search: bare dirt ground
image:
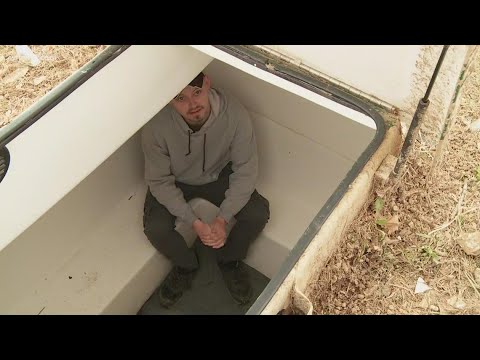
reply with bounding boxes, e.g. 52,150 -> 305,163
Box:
0,45 -> 106,128
310,48 -> 480,315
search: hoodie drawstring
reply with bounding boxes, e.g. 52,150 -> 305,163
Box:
185,130 -> 192,156
203,133 -> 206,172
185,131 -> 206,173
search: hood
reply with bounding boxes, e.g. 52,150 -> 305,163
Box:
171,88 -> 226,136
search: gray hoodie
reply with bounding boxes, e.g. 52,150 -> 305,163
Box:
141,88 -> 258,226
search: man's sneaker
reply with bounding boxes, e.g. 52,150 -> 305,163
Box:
157,266 -> 196,308
219,261 -> 253,305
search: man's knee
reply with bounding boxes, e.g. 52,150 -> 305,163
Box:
253,199 -> 270,227
143,207 -> 175,241
238,192 -> 270,227
144,218 -> 173,241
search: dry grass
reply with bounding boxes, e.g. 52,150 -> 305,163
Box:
0,45 -> 107,128
310,47 -> 480,315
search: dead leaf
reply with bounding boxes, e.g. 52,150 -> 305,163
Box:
470,119 -> 480,132
374,197 -> 384,214
418,294 -> 430,308
474,268 -> 480,285
33,76 -> 46,86
384,238 -> 400,245
375,188 -> 386,198
2,67 -> 29,84
386,215 -> 400,235
447,295 -> 466,310
16,45 -> 40,67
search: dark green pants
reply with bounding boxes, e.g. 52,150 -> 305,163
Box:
143,163 -> 270,270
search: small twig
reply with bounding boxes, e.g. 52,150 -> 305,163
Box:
462,206 -> 480,215
450,179 -> 468,219
457,213 -> 464,232
389,283 -> 415,296
385,289 -> 397,300
404,179 -> 416,188
416,232 -> 432,239
425,191 -> 433,207
37,306 -> 46,315
428,221 -> 454,236
409,165 -> 419,176
460,207 -> 479,216
418,129 -> 425,145
428,207 -> 479,237
404,189 -> 422,198
428,179 -> 469,236
465,272 -> 480,299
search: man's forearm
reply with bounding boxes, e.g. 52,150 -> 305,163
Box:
218,158 -> 258,222
149,179 -> 198,226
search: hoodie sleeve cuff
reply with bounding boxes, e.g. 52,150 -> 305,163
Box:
217,209 -> 234,224
183,208 -> 199,227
